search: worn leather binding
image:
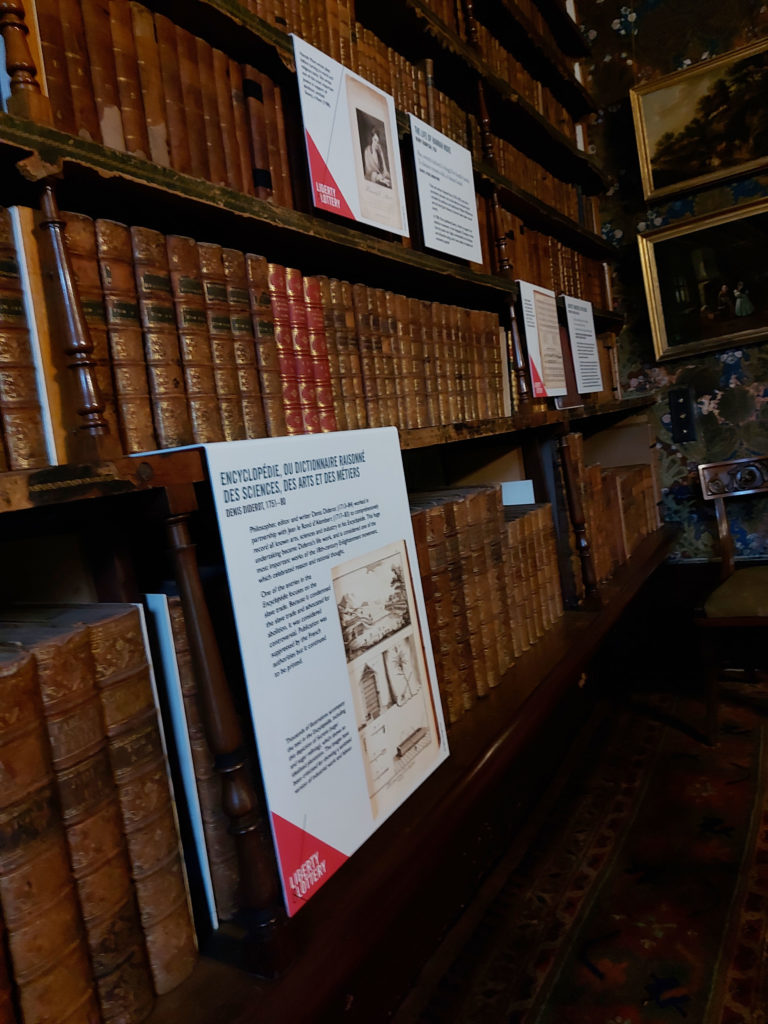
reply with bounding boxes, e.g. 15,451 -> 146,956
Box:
0,647 -> 101,1024
173,23 -> 209,180
32,0 -> 77,133
0,620 -> 155,1024
266,262 -> 302,435
329,279 -> 367,430
195,36 -> 228,188
284,267 -> 321,435
95,218 -> 158,454
80,0 -> 126,150
227,60 -> 257,198
241,65 -> 275,201
244,253 -> 287,437
153,12 -> 191,175
129,2 -> 170,167
211,49 -> 245,193
218,247 -> 268,439
305,276 -> 347,432
3,605 -> 199,997
198,242 -> 266,440
58,0 -> 102,142
167,236 -> 243,442
0,207 -> 49,471
108,0 -> 150,159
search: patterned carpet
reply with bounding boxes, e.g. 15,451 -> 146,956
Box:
403,681 -> 768,1024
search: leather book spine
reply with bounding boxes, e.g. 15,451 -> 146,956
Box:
129,226 -> 195,448
58,0 -> 102,142
0,621 -> 155,1024
393,293 -> 414,430
351,282 -> 381,429
227,60 -> 257,197
373,288 -> 397,426
267,262 -> 302,435
244,253 -> 287,436
311,275 -> 348,431
108,0 -> 151,159
220,247 -> 268,438
84,608 -> 197,996
154,13 -> 192,175
273,80 -> 294,209
33,0 -> 77,133
302,276 -> 338,433
198,241 -> 261,439
242,65 -> 275,201
95,218 -> 157,454
285,266 -> 320,434
167,237 -> 242,441
165,234 -> 226,443
195,36 -> 228,187
129,2 -> 171,167
420,299 -> 439,427
406,297 -> 428,429
173,24 -> 209,179
0,649 -> 101,1024
166,597 -> 240,921
0,207 -> 49,470
329,279 -> 365,429
80,0 -> 126,150
211,49 -> 245,193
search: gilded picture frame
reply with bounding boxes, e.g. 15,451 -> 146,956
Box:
630,39 -> 768,201
638,197 -> 768,361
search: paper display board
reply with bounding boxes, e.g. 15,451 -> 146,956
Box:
561,295 -> 603,394
409,114 -> 482,262
293,35 -> 409,237
516,280 -> 566,398
203,428 -> 447,915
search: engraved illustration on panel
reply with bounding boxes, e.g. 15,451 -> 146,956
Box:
331,540 -> 440,819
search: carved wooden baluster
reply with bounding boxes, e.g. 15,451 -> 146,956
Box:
507,303 -> 530,406
559,433 -> 597,596
0,0 -> 52,123
165,482 -> 287,977
38,184 -> 115,460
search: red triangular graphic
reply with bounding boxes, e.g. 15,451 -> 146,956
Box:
271,812 -> 349,916
305,131 -> 355,220
529,357 -> 547,398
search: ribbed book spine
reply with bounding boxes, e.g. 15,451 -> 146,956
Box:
129,226 -> 195,448
0,648 -> 101,1024
266,262 -> 302,435
80,0 -> 126,150
109,0 -> 151,159
95,219 -> 157,454
245,254 -> 287,436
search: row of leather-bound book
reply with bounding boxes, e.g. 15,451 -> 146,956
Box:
410,485 -> 565,725
0,204 -> 506,471
0,603 -> 198,1024
31,0 -> 294,206
24,0 -> 592,233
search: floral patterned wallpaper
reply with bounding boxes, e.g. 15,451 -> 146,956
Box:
578,0 -> 768,560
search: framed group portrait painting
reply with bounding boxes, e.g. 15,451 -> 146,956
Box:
630,39 -> 768,201
638,198 -> 768,360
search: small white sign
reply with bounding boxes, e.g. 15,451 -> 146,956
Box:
293,35 -> 409,237
409,114 -> 482,263
517,280 -> 567,397
203,429 -> 447,916
562,295 -> 603,394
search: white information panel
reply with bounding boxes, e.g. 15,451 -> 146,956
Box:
562,295 -> 603,394
203,428 -> 447,915
409,114 -> 482,262
517,280 -> 567,398
293,35 -> 409,237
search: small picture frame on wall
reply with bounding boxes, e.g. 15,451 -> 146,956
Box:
630,39 -> 768,201
638,197 -> 768,360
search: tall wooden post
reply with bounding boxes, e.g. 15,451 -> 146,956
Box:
164,482 -> 288,977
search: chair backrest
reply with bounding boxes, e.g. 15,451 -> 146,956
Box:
698,455 -> 768,580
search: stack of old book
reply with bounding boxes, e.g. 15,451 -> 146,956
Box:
0,603 -> 198,1024
410,486 -> 564,726
4,203 -> 507,466
564,432 -> 661,583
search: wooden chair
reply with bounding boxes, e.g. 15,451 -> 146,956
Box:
696,455 -> 768,743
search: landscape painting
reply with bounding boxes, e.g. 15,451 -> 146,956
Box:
638,198 -> 768,360
630,40 -> 768,199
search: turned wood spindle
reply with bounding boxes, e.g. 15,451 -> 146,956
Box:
507,303 -> 531,406
0,0 -> 52,123
165,486 -> 288,977
38,184 -> 112,454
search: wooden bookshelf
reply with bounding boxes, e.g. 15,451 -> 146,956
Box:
142,522 -> 679,1024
